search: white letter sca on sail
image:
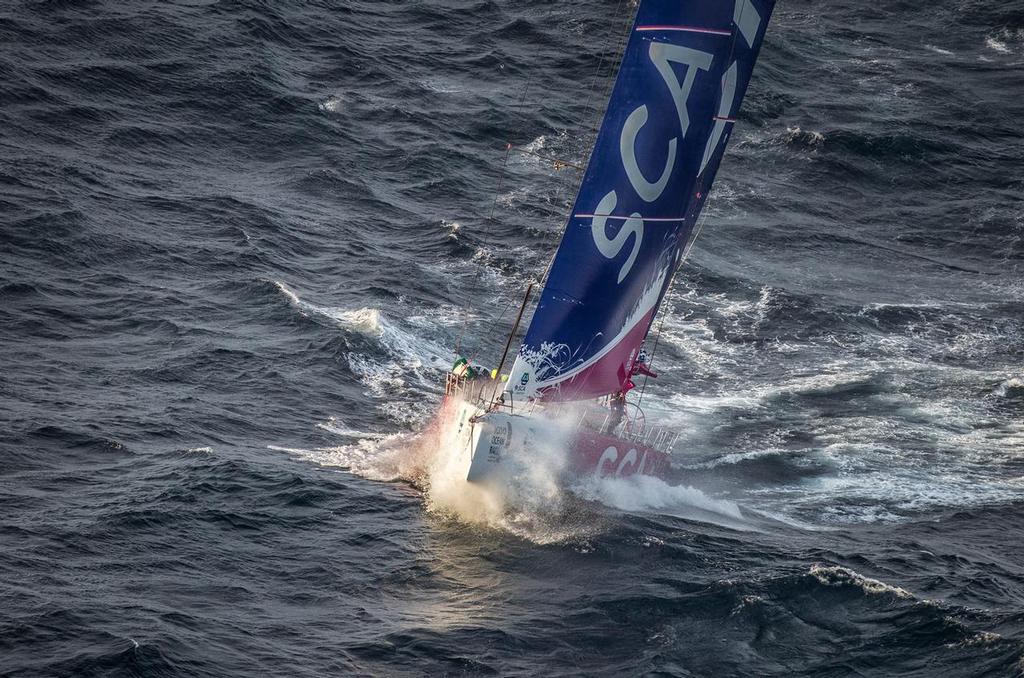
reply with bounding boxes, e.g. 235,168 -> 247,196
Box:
591,39 -> 714,283
590,191 -> 644,284
590,0 -> 763,284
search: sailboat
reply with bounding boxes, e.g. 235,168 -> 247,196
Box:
441,0 -> 775,486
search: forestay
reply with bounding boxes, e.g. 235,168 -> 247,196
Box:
508,0 -> 775,402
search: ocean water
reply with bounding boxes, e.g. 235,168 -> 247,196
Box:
2,1 -> 1023,676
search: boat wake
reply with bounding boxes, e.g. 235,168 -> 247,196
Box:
573,474 -> 742,521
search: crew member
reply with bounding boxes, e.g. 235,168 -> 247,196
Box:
451,357 -> 474,379
607,391 -> 626,433
632,348 -> 658,379
452,357 -> 493,380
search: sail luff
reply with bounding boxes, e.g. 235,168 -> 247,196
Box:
509,0 -> 776,402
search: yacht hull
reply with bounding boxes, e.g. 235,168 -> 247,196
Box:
442,396 -> 672,486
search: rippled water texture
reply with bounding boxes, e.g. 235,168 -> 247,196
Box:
2,1 -> 1023,676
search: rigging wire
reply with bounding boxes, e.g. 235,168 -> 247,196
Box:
538,2 -> 639,290
455,3 -> 636,360
635,312 -> 666,412
486,143 -> 513,223
634,197 -> 715,408
635,5 -> 748,404
453,47 -> 539,359
577,0 -> 628,137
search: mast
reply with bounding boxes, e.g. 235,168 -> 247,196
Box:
490,282 -> 534,407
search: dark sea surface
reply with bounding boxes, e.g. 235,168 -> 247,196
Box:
2,0 -> 1024,676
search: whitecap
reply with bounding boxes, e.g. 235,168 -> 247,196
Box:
441,219 -> 461,240
986,36 -> 1011,54
809,564 -> 913,598
274,281 -> 452,411
995,377 -> 1024,397
317,95 -> 343,113
316,417 -> 372,438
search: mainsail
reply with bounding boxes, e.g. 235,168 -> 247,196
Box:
508,0 -> 775,402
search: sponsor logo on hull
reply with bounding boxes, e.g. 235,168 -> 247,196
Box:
488,421 -> 512,463
596,445 -> 656,477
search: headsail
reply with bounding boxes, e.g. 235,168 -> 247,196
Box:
508,0 -> 775,402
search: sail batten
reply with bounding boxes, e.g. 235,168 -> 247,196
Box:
508,0 -> 775,403
636,25 -> 734,36
573,214 -> 689,222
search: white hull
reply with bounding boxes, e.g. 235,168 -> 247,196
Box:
446,398 -> 565,486
442,394 -> 672,485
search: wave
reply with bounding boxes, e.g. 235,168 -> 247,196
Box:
572,474 -> 749,527
275,281 -> 452,424
995,377 -> 1024,398
808,564 -> 914,599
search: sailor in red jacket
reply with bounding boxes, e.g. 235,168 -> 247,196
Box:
632,348 -> 658,379
622,348 -> 657,395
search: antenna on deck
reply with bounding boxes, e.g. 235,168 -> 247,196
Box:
488,281 -> 534,408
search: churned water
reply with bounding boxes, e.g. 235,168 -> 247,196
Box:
2,1 -> 1023,676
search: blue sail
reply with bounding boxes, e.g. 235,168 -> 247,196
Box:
508,0 -> 775,402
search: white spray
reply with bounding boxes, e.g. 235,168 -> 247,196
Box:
413,397 -> 574,528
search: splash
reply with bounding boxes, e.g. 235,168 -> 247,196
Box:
413,399 -> 574,533
784,126 -> 826,149
275,281 -> 383,336
316,417 -> 370,438
332,308 -> 383,336
294,394 -> 760,541
441,220 -> 461,240
292,400 -> 583,540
